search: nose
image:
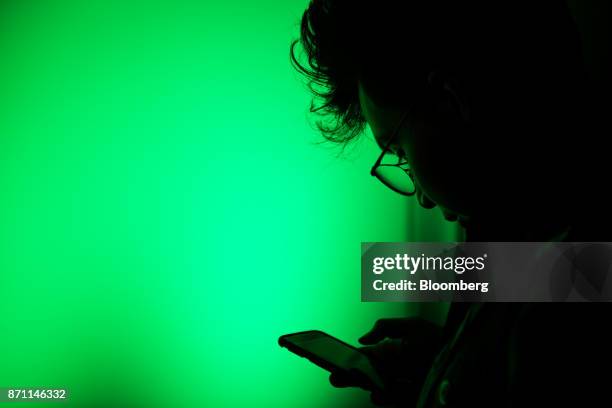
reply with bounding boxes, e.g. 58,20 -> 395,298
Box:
416,188 -> 437,209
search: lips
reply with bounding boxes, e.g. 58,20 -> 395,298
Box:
441,209 -> 458,222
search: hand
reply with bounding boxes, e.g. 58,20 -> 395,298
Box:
329,318 -> 443,406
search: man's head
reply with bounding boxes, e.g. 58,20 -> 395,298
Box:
292,0 -> 588,234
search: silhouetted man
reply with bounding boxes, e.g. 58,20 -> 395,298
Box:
291,0 -> 612,406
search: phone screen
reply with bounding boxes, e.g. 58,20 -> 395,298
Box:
284,331 -> 364,369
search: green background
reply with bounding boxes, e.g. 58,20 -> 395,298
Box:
0,1 -> 458,406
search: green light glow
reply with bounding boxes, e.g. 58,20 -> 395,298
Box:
0,1 -> 458,406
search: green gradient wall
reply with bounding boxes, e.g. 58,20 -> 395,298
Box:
0,1 -> 458,407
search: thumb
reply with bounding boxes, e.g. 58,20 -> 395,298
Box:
359,322 -> 387,345
346,368 -> 375,391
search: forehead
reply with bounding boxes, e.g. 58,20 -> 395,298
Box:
357,82 -> 405,148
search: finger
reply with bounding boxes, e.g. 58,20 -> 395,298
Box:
370,391 -> 393,406
329,372 -> 353,388
346,368 -> 375,390
359,320 -> 388,345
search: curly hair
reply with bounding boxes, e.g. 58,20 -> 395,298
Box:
290,0 -> 586,145
289,0 -> 476,144
290,0 -> 365,144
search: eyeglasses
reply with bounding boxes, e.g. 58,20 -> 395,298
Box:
370,110 -> 416,196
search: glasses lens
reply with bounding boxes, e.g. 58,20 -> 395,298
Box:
374,165 -> 415,195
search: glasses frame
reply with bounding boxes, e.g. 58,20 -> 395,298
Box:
370,110 -> 416,196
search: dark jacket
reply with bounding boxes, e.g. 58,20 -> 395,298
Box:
416,223 -> 612,407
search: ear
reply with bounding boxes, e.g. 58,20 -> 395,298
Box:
427,71 -> 471,123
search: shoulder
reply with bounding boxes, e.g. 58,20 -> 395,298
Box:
510,303 -> 612,353
507,303 -> 612,406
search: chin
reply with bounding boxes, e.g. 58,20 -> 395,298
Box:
457,216 -> 472,229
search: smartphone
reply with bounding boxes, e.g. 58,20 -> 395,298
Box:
278,330 -> 385,391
